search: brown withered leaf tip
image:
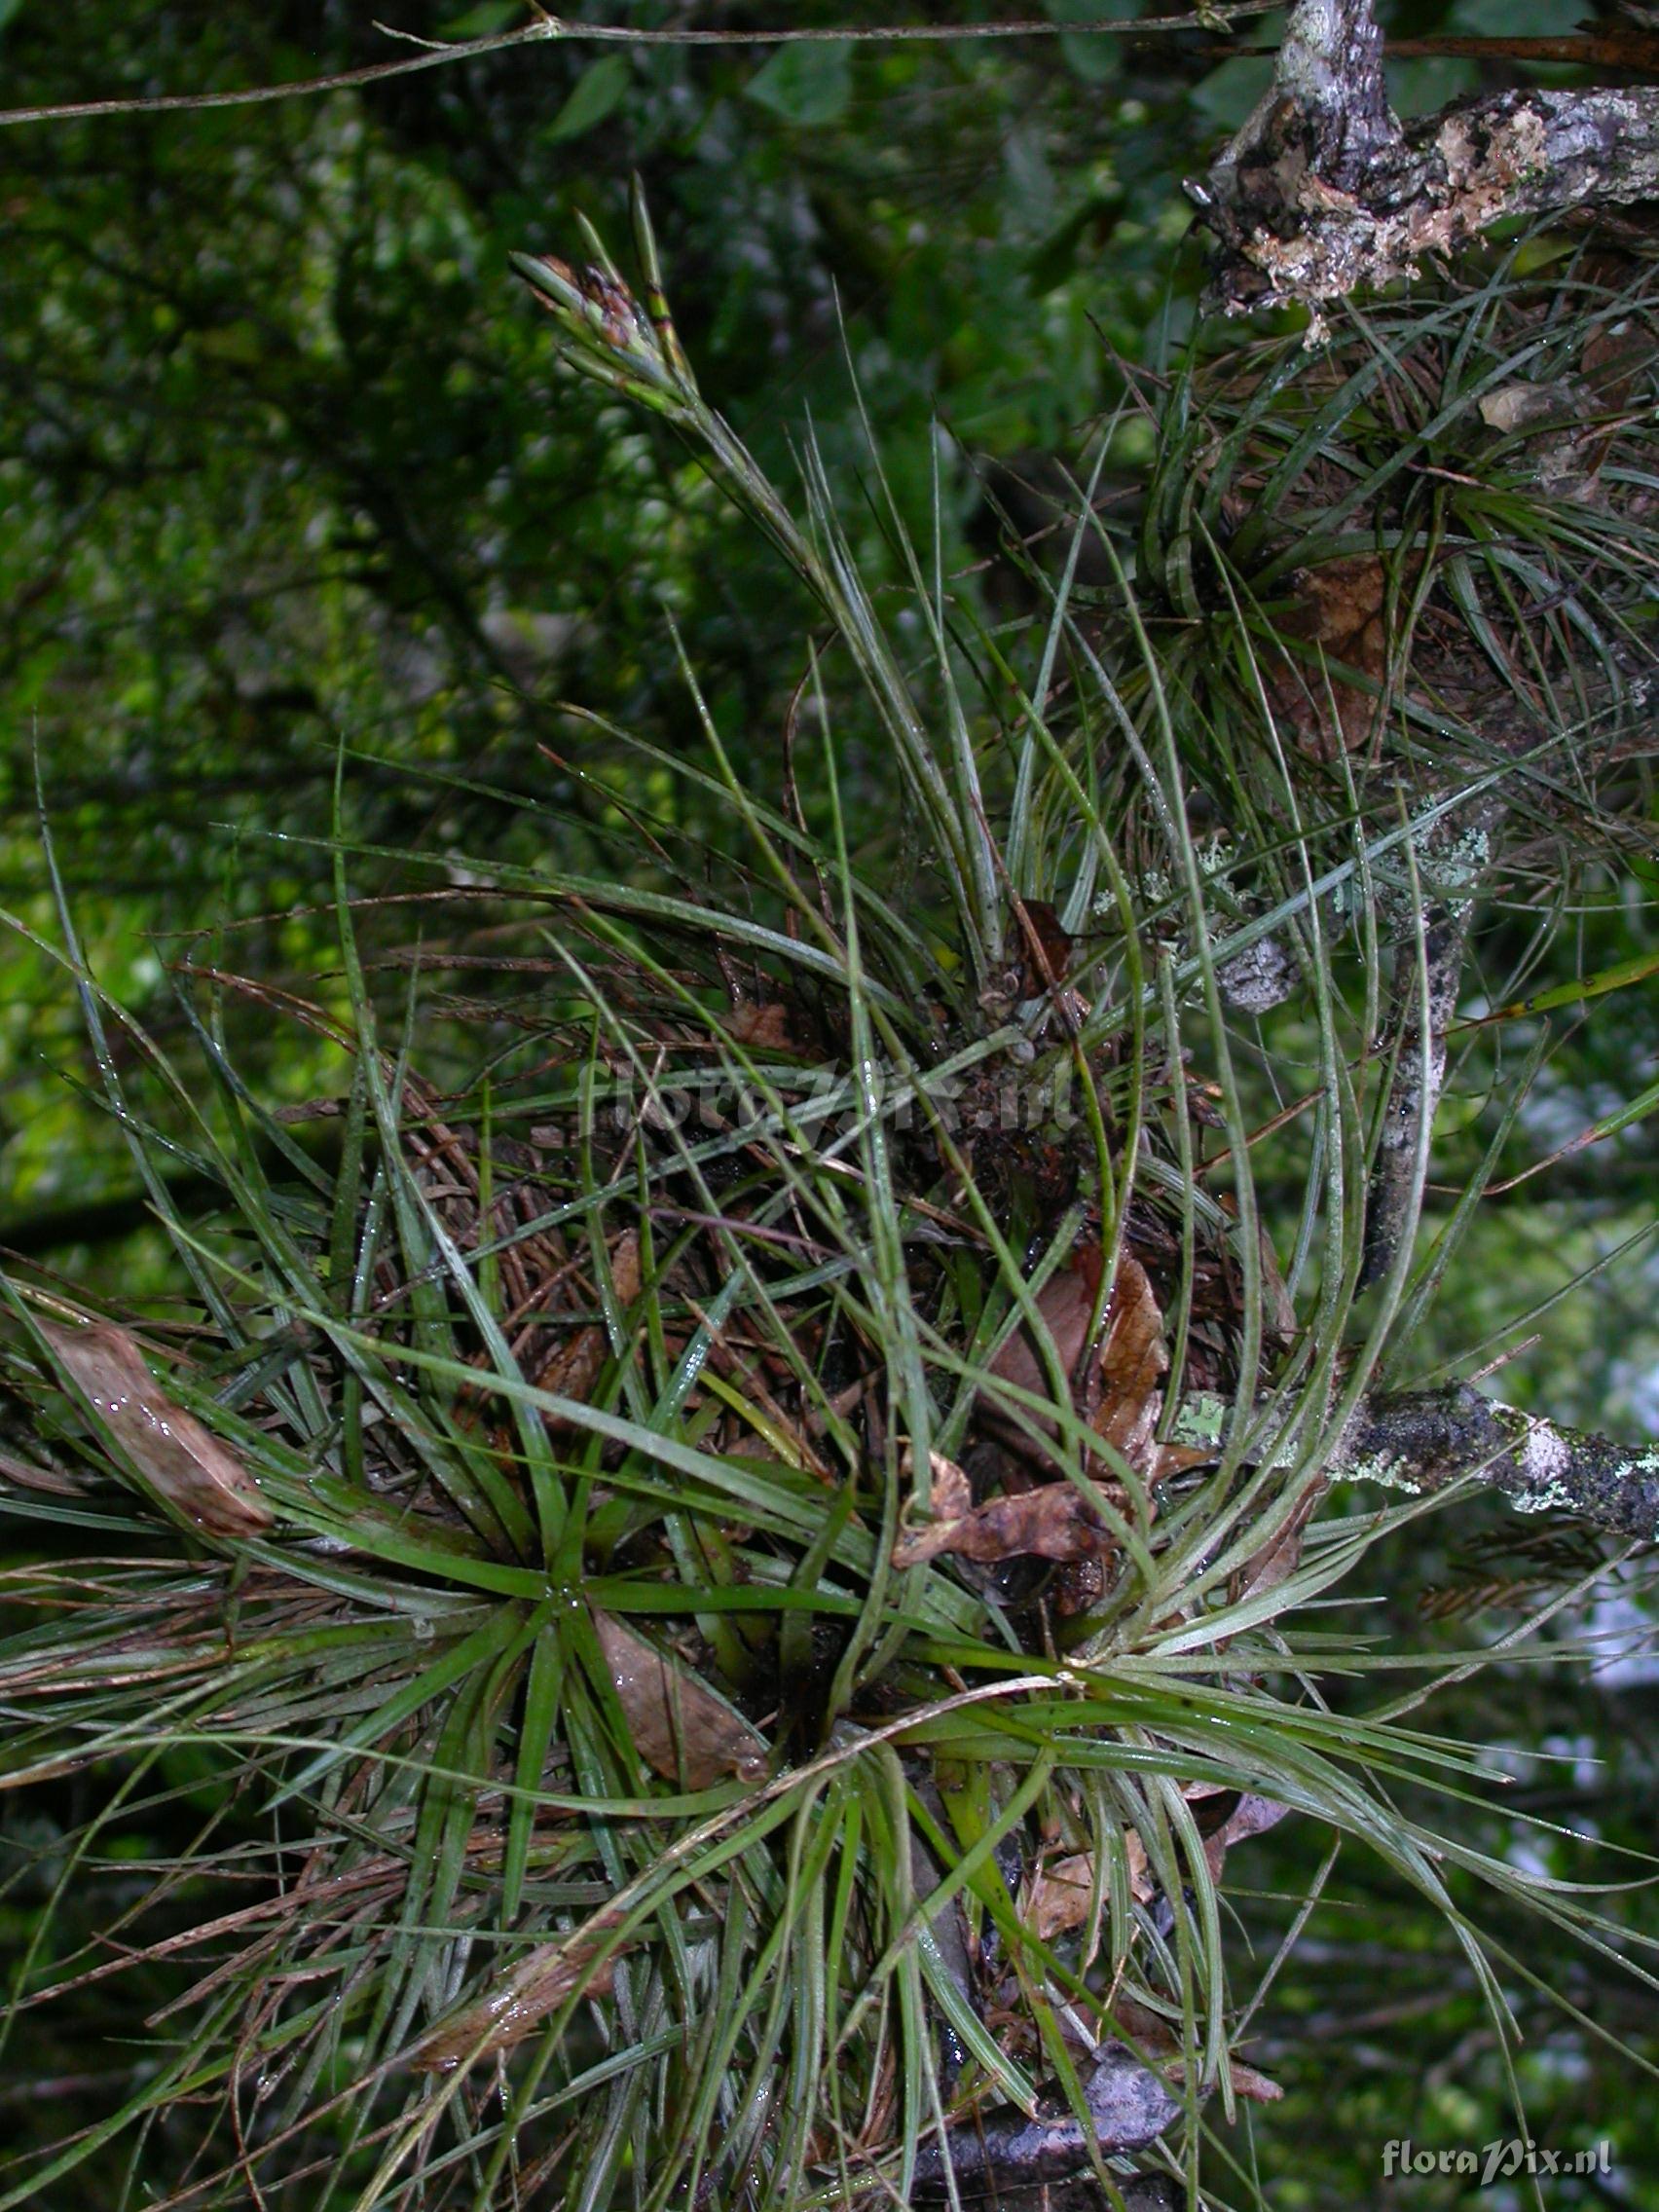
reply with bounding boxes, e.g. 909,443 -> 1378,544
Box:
38,1318 -> 272,1539
591,1607 -> 768,1790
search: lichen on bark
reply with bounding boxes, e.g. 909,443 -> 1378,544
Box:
1192,0 -> 1659,318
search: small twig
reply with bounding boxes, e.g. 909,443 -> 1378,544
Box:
0,10 -> 1276,131
369,18 -> 454,50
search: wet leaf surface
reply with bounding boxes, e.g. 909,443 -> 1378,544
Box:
39,1319 -> 272,1538
412,1908 -> 628,2071
590,1606 -> 768,1788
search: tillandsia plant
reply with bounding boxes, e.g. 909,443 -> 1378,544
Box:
1,189 -> 1657,2212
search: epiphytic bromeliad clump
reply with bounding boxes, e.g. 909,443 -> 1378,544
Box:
2,186 -> 1656,2212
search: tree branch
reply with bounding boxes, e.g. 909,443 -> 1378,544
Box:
1191,0 -> 1659,318
1336,1386 -> 1659,1542
910,2041 -> 1181,2195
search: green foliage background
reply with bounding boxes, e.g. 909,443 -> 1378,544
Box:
0,1 -> 1153,1238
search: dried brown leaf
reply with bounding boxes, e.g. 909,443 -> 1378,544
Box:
1227,1483 -> 1324,1611
986,1260 -> 1098,1418
0,1448 -> 87,1497
1151,1440 -> 1217,1482
724,1000 -> 797,1051
590,1608 -> 767,1789
1019,1850 -> 1098,1941
1582,318 -> 1652,410
1217,1791 -> 1291,1848
601,1226 -> 644,1306
534,1324 -> 608,1406
1479,380 -> 1585,434
1093,1253 -> 1167,1473
411,1909 -> 627,2071
985,1250 -> 1171,1478
907,1447 -> 972,1518
892,1479 -> 1122,1568
1224,2059 -> 1285,2104
1257,1222 -> 1299,1349
533,1228 -> 642,1416
1012,897 -> 1075,999
38,1319 -> 272,1538
1123,1823 -> 1156,1903
922,1256 -> 1191,1574
1272,554 -> 1389,756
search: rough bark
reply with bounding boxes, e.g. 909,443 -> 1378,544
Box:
1337,1385 -> 1659,1542
910,2041 -> 1181,2195
1191,0 -> 1659,319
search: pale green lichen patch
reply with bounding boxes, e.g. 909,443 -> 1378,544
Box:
1428,821 -> 1491,917
1343,1450 -> 1422,1495
1376,816 -> 1492,933
1171,1393 -> 1231,1450
1508,1480 -> 1576,1513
